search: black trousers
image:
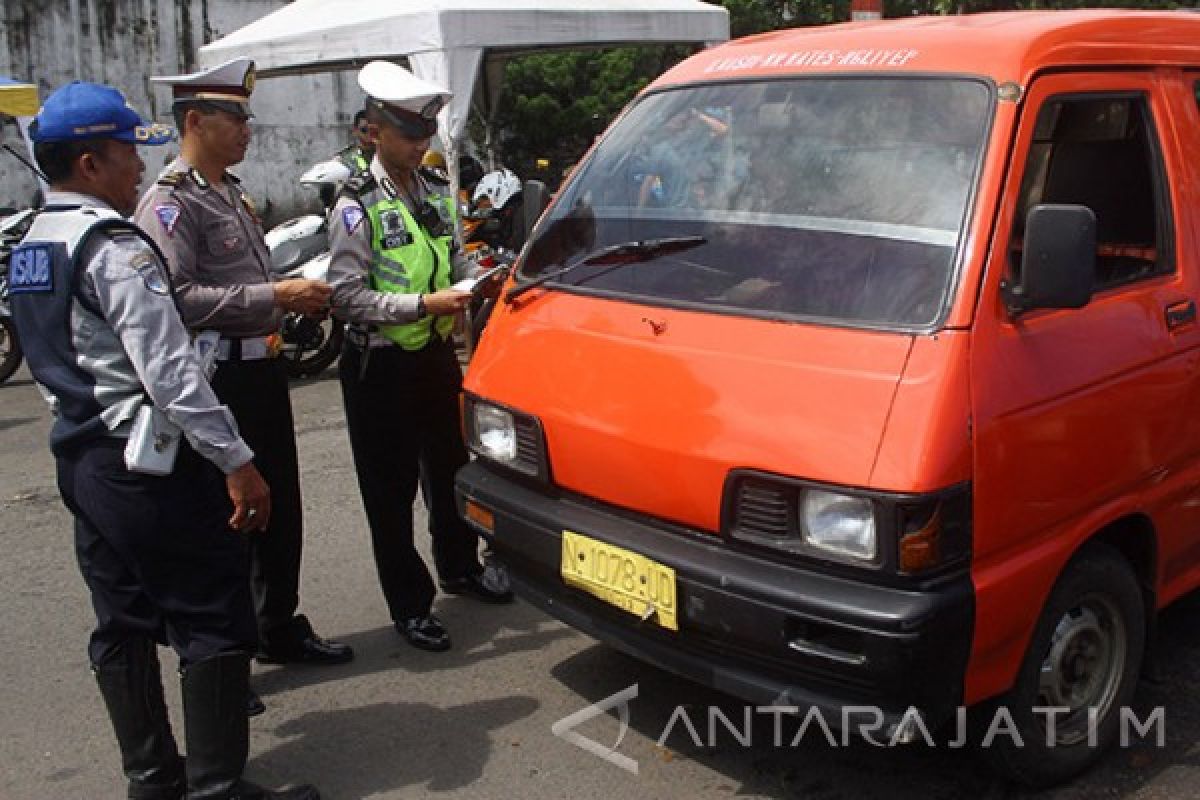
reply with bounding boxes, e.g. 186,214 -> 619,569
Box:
56,439 -> 256,667
210,358 -> 306,652
338,339 -> 482,621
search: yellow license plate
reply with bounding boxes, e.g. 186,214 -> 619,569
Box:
561,530 -> 678,631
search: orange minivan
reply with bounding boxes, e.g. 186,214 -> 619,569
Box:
455,10 -> 1200,785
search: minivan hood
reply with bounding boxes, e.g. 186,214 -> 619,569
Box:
466,294 -> 914,534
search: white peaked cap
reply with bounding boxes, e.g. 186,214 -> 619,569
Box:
152,57 -> 256,106
357,61 -> 451,117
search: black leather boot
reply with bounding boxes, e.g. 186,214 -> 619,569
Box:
180,652 -> 319,800
92,638 -> 186,800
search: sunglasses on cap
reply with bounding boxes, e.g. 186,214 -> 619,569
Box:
369,99 -> 438,139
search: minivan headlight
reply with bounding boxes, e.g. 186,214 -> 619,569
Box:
800,490 -> 876,560
474,404 -> 517,464
463,395 -> 547,479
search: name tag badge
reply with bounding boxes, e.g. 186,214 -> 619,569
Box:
8,244 -> 55,293
382,232 -> 413,250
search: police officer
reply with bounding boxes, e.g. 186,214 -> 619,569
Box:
335,109 -> 374,174
133,58 -> 352,667
328,61 -> 512,652
10,81 -> 318,799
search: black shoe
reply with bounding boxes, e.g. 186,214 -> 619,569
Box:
396,614 -> 451,652
247,689 -> 266,718
439,564 -> 514,604
257,616 -> 354,666
257,635 -> 354,666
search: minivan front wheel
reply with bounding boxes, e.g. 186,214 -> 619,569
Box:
975,543 -> 1145,788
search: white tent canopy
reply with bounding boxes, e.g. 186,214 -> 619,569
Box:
199,0 -> 730,158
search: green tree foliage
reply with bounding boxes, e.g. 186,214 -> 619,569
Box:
489,44 -> 688,185
488,0 -> 1195,187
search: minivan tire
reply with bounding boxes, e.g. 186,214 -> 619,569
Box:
973,542 -> 1144,788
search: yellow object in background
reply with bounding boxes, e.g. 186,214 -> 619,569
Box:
0,81 -> 38,117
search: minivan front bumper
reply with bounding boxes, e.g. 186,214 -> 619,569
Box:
456,461 -> 974,736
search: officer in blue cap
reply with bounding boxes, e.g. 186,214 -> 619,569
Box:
9,81 -> 319,800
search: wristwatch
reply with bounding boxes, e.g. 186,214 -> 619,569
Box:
416,294 -> 428,319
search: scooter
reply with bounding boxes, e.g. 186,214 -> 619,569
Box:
265,159 -> 349,378
0,208 -> 36,385
463,168 -> 525,348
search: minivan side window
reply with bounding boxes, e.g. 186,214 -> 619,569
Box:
1010,94 -> 1172,290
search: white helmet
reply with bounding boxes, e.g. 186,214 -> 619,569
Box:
299,158 -> 352,188
472,168 -> 521,209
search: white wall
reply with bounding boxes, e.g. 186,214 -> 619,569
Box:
1,0 -> 365,224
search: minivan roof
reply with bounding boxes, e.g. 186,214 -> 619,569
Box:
654,11 -> 1200,87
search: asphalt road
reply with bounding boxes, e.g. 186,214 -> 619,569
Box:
1,362 -> 1197,800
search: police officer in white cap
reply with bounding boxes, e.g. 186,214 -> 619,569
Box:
134,58 -> 352,676
10,80 -> 319,799
328,61 -> 512,653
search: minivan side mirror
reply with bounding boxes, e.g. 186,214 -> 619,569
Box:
523,180 -> 550,244
1003,204 -> 1096,316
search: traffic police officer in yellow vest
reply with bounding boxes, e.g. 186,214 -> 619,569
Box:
335,109 -> 374,174
134,58 -> 353,676
328,61 -> 512,652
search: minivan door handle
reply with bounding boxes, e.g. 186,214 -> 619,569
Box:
1165,300 -> 1197,330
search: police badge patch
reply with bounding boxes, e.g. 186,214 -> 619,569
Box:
7,244 -> 54,293
380,209 -> 412,249
342,205 -> 365,234
155,204 -> 181,236
131,251 -> 169,295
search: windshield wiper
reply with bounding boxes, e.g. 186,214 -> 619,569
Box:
505,235 -> 706,303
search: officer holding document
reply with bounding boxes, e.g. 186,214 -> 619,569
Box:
8,80 -> 318,799
327,61 -> 512,653
134,58 -> 352,673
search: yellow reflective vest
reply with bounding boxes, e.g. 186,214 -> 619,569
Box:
350,176 -> 457,350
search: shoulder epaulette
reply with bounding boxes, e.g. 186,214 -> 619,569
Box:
156,170 -> 188,188
419,166 -> 450,186
341,171 -> 377,197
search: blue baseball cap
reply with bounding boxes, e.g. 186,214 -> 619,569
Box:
31,81 -> 174,145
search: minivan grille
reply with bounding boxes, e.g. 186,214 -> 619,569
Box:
733,481 -> 792,539
514,417 -> 542,473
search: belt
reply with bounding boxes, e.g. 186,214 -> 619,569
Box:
345,325 -> 450,352
345,325 -> 395,351
216,336 -> 278,361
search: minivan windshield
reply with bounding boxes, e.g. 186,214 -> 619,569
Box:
519,77 -> 992,328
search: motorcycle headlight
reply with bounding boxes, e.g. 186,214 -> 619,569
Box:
801,490 -> 877,561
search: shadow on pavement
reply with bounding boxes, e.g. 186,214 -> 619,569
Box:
0,415 -> 37,432
249,694 -> 539,797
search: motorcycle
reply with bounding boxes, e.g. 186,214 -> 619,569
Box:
462,168 -> 525,348
0,208 -> 36,385
265,158 -> 349,378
